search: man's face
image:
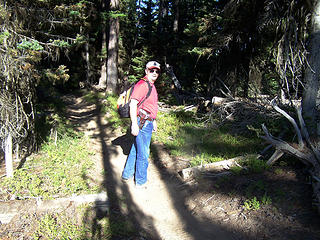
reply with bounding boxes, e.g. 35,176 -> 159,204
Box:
146,68 -> 160,82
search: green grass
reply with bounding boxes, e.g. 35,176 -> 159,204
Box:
243,180 -> 272,211
31,205 -> 137,239
1,132 -> 98,200
244,156 -> 270,173
243,193 -> 272,211
78,91 -> 131,132
153,110 -> 262,166
83,90 -> 105,105
244,196 -> 261,210
32,212 -> 85,239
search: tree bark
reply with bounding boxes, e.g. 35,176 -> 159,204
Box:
302,0 -> 320,138
173,0 -> 179,33
98,0 -> 108,89
106,0 -> 119,94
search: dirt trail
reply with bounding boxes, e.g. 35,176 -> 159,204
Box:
65,93 -> 235,240
108,142 -> 234,240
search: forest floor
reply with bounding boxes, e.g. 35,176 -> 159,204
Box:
1,92 -> 320,239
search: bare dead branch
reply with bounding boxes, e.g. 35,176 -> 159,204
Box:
262,124 -> 315,166
271,99 -> 304,149
267,149 -> 284,166
215,76 -> 233,98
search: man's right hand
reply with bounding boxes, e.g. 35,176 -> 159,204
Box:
131,123 -> 139,136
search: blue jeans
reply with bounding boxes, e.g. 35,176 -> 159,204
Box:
122,117 -> 154,186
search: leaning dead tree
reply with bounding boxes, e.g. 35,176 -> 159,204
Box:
0,30 -> 35,177
262,99 -> 320,214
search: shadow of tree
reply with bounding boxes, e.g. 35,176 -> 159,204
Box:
80,92 -> 160,239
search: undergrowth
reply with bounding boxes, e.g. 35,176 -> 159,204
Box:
0,132 -> 98,200
100,94 -> 264,168
153,110 -> 263,167
32,212 -> 85,239
31,204 -> 136,239
101,95 -> 263,166
1,90 -> 103,200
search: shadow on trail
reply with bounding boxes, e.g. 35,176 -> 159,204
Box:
80,92 -> 161,239
150,143 -> 236,240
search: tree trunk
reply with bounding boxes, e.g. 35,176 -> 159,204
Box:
145,0 -> 153,41
302,0 -> 320,138
173,0 -> 179,33
85,33 -> 91,86
98,0 -> 108,89
5,132 -> 13,178
106,0 -> 119,94
158,0 -> 168,34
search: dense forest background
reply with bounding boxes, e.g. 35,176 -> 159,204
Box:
0,0 -> 319,166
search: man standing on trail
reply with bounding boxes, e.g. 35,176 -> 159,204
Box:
121,61 -> 160,188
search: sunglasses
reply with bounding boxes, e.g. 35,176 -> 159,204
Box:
149,69 -> 160,74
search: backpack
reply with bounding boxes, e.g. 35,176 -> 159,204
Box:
117,80 -> 152,118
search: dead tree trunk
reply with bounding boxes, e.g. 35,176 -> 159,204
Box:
262,100 -> 320,214
85,33 -> 91,86
165,63 -> 184,104
165,63 -> 182,91
5,132 -> 13,178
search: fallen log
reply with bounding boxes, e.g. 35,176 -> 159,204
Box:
212,96 -> 227,106
179,154 -> 259,181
